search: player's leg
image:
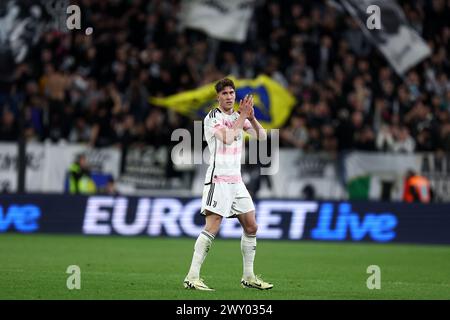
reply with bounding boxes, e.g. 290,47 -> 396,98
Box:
233,182 -> 273,290
204,210 -> 223,235
185,182 -> 234,290
188,211 -> 223,281
237,211 -> 258,279
237,211 -> 273,290
184,211 -> 222,291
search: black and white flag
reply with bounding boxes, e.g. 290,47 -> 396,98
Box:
0,0 -> 68,82
179,0 -> 256,43
341,0 -> 431,76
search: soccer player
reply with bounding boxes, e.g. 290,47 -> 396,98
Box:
183,78 -> 273,291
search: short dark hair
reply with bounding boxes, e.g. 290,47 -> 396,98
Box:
215,78 -> 235,93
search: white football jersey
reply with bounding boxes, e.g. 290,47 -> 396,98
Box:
203,107 -> 251,185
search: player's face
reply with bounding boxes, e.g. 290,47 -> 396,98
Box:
217,86 -> 235,111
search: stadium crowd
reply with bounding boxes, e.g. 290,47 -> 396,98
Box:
0,0 -> 449,154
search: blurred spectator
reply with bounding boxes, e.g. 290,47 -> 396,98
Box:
355,125 -> 376,151
376,125 -> 395,151
415,128 -> 435,151
68,116 -> 92,143
68,154 -> 97,194
0,109 -> 19,141
321,123 -> 338,153
100,176 -> 119,196
336,111 -> 365,151
402,169 -> 433,203
280,115 -> 308,149
302,184 -> 316,200
392,126 -> 416,153
440,123 -> 450,151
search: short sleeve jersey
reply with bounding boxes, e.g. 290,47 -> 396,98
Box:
203,107 -> 252,184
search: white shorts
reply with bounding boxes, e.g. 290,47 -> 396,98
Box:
200,181 -> 255,218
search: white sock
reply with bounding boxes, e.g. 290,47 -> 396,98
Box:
241,233 -> 257,279
187,230 -> 214,279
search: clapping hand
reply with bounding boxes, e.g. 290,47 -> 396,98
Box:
238,94 -> 254,120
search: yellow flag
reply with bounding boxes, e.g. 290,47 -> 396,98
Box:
149,75 -> 296,129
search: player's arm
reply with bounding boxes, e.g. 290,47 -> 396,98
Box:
245,118 -> 267,140
214,113 -> 247,145
244,96 -> 267,140
214,96 -> 252,145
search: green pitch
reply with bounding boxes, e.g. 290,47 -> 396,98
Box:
1,234 -> 449,300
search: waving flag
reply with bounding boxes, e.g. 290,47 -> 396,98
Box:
340,0 -> 431,76
179,0 -> 256,43
149,75 -> 296,129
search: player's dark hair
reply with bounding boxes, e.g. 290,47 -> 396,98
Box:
215,78 -> 235,93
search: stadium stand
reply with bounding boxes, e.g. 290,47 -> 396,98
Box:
1,0 -> 449,153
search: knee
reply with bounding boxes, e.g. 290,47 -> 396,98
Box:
205,213 -> 222,235
245,224 -> 258,236
205,225 -> 220,236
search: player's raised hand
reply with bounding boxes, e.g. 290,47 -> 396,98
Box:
247,95 -> 255,120
241,94 -> 254,120
248,94 -> 254,107
238,94 -> 247,111
239,94 -> 251,117
248,104 -> 255,121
